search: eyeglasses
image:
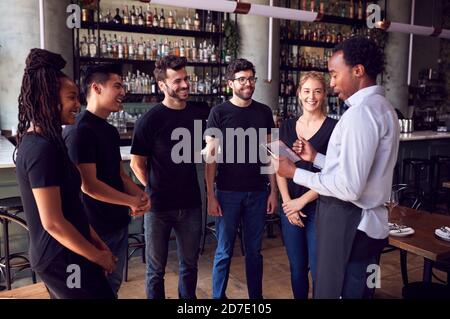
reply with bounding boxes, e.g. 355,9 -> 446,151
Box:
233,77 -> 258,85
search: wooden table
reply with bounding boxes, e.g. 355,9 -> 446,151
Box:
389,206 -> 450,283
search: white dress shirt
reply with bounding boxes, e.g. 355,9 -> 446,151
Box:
293,85 -> 400,239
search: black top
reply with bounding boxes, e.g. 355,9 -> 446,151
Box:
63,110 -> 130,236
206,100 -> 276,192
130,102 -> 209,212
15,134 -> 91,272
279,117 -> 337,214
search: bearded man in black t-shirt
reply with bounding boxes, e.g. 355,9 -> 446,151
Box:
204,58 -> 278,299
130,56 -> 209,299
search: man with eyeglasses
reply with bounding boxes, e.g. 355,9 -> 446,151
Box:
130,55 -> 209,299
205,58 -> 277,299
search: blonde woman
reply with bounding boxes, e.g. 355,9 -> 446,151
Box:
276,72 -> 337,299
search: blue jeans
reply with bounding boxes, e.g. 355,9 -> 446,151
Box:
144,207 -> 202,299
212,190 -> 268,299
100,225 -> 129,297
280,206 -> 317,299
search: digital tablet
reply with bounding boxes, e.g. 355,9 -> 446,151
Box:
262,140 -> 301,163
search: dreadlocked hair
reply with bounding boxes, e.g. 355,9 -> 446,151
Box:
15,48 -> 68,163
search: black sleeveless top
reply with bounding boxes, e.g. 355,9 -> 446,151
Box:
279,116 -> 337,214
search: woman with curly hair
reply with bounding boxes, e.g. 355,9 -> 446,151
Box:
14,48 -> 116,299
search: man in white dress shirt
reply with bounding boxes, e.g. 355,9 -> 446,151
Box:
275,36 -> 400,298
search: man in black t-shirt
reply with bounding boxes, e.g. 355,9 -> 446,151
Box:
63,64 -> 150,296
130,56 -> 209,299
204,59 -> 278,299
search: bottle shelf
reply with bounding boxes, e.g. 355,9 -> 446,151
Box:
317,14 -> 366,27
81,22 -> 223,39
124,93 -> 230,103
79,56 -> 227,68
281,39 -> 336,48
280,65 -> 328,73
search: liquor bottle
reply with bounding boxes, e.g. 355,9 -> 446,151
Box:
349,0 -> 354,19
145,40 -> 151,60
310,0 -> 315,12
194,12 -> 201,31
174,41 -> 180,56
130,5 -> 137,25
151,76 -> 157,94
159,9 -> 165,28
173,10 -> 179,29
210,45 -> 217,63
106,34 -> 113,58
225,49 -> 232,63
89,31 -> 97,57
184,39 -> 191,60
113,8 -> 122,24
137,37 -> 145,60
145,4 -> 153,27
167,10 -> 175,29
301,0 -> 307,11
279,73 -> 285,95
183,15 -> 190,30
180,39 -> 185,57
138,6 -> 145,26
206,11 -> 213,32
157,38 -> 163,57
198,42 -> 203,62
100,34 -> 108,57
123,5 -> 130,25
191,40 -> 197,61
80,36 -> 89,57
118,36 -> 124,59
319,1 -> 325,14
104,9 -> 112,23
357,0 -> 363,19
112,34 -> 118,58
124,37 -> 130,59
153,8 -> 159,27
151,39 -> 158,60
163,38 -> 169,56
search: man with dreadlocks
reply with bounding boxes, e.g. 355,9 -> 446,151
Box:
63,63 -> 150,296
15,48 -> 116,299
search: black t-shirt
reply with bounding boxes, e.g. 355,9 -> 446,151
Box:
15,134 -> 91,272
206,100 -> 276,192
63,110 -> 130,236
130,102 -> 209,212
279,117 -> 337,214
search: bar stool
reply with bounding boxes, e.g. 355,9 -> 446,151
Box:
0,196 -> 37,290
123,216 -> 146,282
402,158 -> 432,209
430,155 -> 450,212
265,213 -> 283,242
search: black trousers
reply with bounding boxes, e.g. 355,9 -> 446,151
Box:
37,248 -> 115,299
314,196 -> 387,299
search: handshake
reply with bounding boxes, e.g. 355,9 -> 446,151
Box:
270,137 -> 317,179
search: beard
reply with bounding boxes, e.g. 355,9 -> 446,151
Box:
166,85 -> 189,101
234,87 -> 254,101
